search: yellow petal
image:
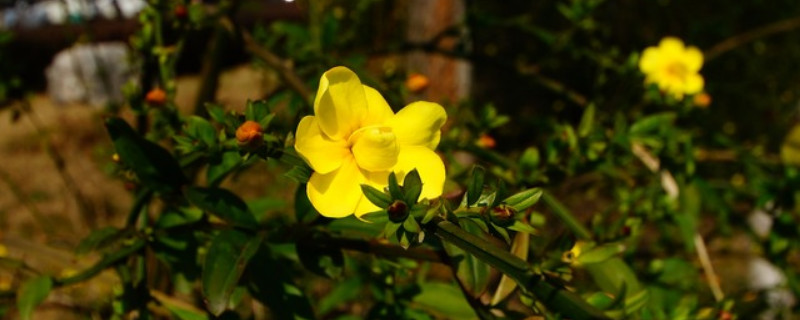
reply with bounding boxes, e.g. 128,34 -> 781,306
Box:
354,196 -> 382,218
314,66 -> 368,140
659,37 -> 685,55
683,46 -> 703,72
294,116 -> 350,174
684,73 -> 704,95
392,146 -> 446,200
350,125 -> 399,172
362,85 -> 394,126
307,156 -> 363,218
639,47 -> 661,73
386,101 -> 447,149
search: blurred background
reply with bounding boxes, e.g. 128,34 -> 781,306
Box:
1,0 -> 800,319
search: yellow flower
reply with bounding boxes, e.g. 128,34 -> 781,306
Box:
639,37 -> 704,99
295,66 -> 447,218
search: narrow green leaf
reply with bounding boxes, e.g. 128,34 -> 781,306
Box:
388,172 -> 404,200
467,166 -> 485,206
205,103 -> 226,123
294,184 -> 319,224
17,276 -> 52,320
285,165 -> 312,184
245,100 -> 270,122
246,247 -> 314,320
403,217 -> 421,233
628,112 -> 676,136
75,227 -> 121,255
577,243 -> 625,265
186,116 -> 217,147
403,169 -> 423,204
503,188 -> 543,212
185,186 -> 257,228
578,103 -> 596,137
361,184 -> 392,208
104,117 -> 187,193
202,230 -> 262,316
412,282 -> 478,319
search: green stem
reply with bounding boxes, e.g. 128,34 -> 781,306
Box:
429,217 -> 607,320
542,191 -> 593,240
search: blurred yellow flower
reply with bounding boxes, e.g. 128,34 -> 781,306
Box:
295,66 -> 447,218
639,37 -> 704,99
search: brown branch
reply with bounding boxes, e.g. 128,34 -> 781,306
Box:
241,30 -> 314,105
705,15 -> 800,61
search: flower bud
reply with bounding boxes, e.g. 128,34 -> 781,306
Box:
405,73 -> 429,93
693,92 -> 711,108
145,88 -> 167,106
111,153 -> 121,163
174,5 -> 187,19
476,133 -> 496,149
387,200 -> 408,222
490,204 -> 515,227
236,120 -> 263,147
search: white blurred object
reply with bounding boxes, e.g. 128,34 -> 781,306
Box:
95,0 -> 118,20
748,257 -> 785,291
41,0 -> 68,25
117,0 -> 147,19
46,42 -> 138,107
748,208 -> 773,239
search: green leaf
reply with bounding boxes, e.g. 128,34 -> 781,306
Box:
412,282 -> 478,319
245,100 -> 270,123
467,166 -> 485,206
403,217 -> 421,233
578,103 -> 596,137
628,112 -> 676,136
185,116 -> 217,147
296,233 -> 344,278
285,165 -> 312,184
319,276 -> 362,315
361,184 -> 392,208
577,243 -> 625,265
75,227 -> 121,255
207,151 -> 242,186
294,184 -> 319,224
246,247 -> 314,320
205,103 -> 226,123
503,188 -> 543,212
507,220 -> 538,234
403,169 -> 423,204
442,219 -> 492,297
185,186 -> 257,228
17,276 -> 52,320
585,257 -> 644,302
202,230 -> 262,316
388,172 -> 404,200
104,117 -> 187,193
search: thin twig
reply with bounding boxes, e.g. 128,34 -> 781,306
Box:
241,30 -> 314,105
705,15 -> 800,61
631,142 -> 724,301
19,101 -> 96,229
694,233 -> 724,302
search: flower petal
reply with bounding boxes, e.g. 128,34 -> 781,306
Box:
386,101 -> 447,149
392,146 -> 446,201
362,85 -> 394,126
684,73 -> 704,95
294,116 -> 350,174
683,46 -> 703,72
638,47 -> 661,73
354,196 -> 382,218
659,37 -> 685,55
350,126 -> 399,172
314,67 -> 368,140
307,156 -> 363,218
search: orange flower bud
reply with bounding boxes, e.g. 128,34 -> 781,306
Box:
145,88 -> 167,106
174,5 -> 187,19
236,120 -> 263,147
405,73 -> 430,93
476,133 -> 496,149
693,92 -> 711,108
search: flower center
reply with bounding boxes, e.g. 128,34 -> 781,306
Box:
348,125 -> 399,172
666,61 -> 688,80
